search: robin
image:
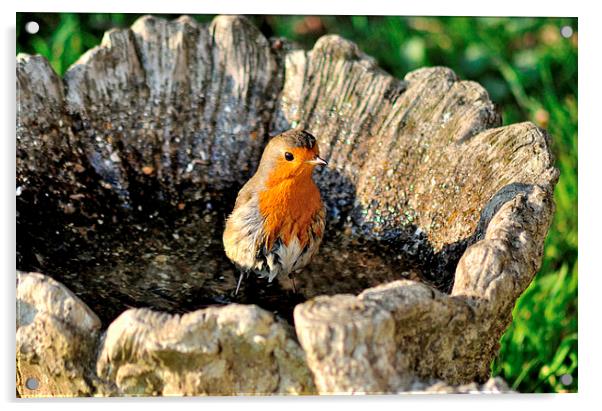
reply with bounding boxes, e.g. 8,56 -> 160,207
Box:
223,129 -> 327,295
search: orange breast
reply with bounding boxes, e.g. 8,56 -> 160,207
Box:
258,175 -> 323,252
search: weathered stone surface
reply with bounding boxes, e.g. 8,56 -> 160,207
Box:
294,186 -> 554,393
276,35 -> 557,292
96,305 -> 316,395
16,272 -> 101,397
17,14 -> 286,323
16,14 -> 558,396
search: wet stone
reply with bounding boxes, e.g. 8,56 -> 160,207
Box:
17,187 -> 431,326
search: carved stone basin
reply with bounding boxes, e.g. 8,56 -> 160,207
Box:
16,15 -> 557,396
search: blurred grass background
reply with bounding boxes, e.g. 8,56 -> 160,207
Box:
16,13 -> 577,393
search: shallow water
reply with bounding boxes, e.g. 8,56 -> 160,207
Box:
17,192 -> 434,327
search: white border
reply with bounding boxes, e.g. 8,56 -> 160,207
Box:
3,1 -> 598,410
9,0 -> 582,16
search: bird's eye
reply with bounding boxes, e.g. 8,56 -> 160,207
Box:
284,152 -> 294,161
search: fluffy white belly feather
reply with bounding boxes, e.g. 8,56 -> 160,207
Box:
223,196 -> 321,282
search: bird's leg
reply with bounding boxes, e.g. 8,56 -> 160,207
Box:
234,270 -> 246,296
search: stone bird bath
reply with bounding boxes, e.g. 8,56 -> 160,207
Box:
16,15 -> 558,396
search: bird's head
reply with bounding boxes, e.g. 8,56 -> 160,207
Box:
257,129 -> 327,186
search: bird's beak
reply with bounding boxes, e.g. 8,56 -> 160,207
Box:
306,156 -> 328,166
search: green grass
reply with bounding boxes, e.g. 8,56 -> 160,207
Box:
16,13 -> 578,393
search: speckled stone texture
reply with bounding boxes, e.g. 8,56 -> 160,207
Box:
96,305 -> 316,395
16,15 -> 557,396
16,272 -> 101,397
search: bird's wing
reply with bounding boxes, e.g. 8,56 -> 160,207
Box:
307,205 -> 326,253
233,176 -> 258,209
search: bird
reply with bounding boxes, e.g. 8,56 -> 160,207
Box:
223,129 -> 327,295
